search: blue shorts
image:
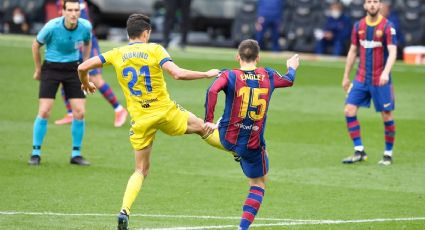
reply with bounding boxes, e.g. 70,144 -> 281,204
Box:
346,79 -> 395,112
232,145 -> 269,179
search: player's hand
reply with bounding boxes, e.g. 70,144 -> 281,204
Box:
33,70 -> 41,81
203,122 -> 218,135
342,77 -> 351,92
379,73 -> 389,86
206,69 -> 220,78
81,82 -> 96,95
286,54 -> 299,70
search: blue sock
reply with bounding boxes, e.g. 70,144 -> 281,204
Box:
32,116 -> 48,156
71,119 -> 85,158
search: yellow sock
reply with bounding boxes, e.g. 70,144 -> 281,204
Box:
203,130 -> 236,157
121,170 -> 144,214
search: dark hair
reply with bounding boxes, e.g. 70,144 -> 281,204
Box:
126,14 -> 152,39
63,0 -> 79,10
238,39 -> 260,62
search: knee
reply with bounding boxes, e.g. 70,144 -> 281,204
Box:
344,106 -> 356,117
38,110 -> 51,119
38,108 -> 51,119
72,108 -> 85,120
382,111 -> 393,121
136,165 -> 150,177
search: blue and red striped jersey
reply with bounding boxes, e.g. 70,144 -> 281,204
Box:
351,15 -> 397,86
205,67 -> 296,152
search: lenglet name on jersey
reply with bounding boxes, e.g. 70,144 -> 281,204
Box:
240,73 -> 265,81
122,51 -> 149,62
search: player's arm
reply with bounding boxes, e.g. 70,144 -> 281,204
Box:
32,39 -> 43,80
379,44 -> 396,86
274,54 -> 300,88
204,73 -> 228,134
342,44 -> 357,92
162,61 -> 219,80
78,56 -> 102,94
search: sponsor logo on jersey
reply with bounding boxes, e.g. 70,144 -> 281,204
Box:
138,98 -> 158,108
376,30 -> 383,38
234,123 -> 259,131
359,39 -> 382,48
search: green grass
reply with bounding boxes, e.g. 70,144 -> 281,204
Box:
0,34 -> 425,229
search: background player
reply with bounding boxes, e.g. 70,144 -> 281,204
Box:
55,0 -> 128,127
342,0 -> 397,166
78,14 -> 219,230
203,39 -> 300,229
29,0 -> 91,166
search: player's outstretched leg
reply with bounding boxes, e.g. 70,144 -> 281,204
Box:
202,130 -> 241,162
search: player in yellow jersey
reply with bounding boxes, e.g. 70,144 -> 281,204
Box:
78,14 -> 219,230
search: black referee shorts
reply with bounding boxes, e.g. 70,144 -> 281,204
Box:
39,61 -> 85,99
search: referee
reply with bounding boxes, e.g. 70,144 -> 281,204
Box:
29,0 -> 92,166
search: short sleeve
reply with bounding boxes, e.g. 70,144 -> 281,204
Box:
36,22 -> 53,44
99,48 -> 117,65
81,19 -> 93,43
154,44 -> 172,67
350,23 -> 359,46
386,23 -> 398,46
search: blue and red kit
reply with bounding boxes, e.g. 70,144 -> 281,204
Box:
346,15 -> 397,112
205,67 -> 296,178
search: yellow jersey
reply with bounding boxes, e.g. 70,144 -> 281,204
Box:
99,42 -> 174,119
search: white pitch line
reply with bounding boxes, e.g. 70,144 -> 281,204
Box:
143,217 -> 425,230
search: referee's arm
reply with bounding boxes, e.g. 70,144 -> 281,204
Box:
32,39 -> 43,80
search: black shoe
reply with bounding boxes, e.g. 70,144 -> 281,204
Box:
70,156 -> 90,166
342,150 -> 368,164
234,155 -> 241,162
117,211 -> 129,230
28,155 -> 41,165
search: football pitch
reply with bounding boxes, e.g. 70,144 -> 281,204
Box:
0,34 -> 424,229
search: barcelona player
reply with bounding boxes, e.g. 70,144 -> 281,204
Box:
78,14 -> 219,229
55,0 -> 128,127
203,39 -> 300,229
342,0 -> 397,166
28,0 -> 91,166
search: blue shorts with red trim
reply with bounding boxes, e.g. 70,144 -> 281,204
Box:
346,79 -> 395,112
232,145 -> 269,178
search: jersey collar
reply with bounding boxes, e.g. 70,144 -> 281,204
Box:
366,15 -> 383,26
128,42 -> 145,45
62,17 -> 78,31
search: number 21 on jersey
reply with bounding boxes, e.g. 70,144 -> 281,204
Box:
122,65 -> 152,96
